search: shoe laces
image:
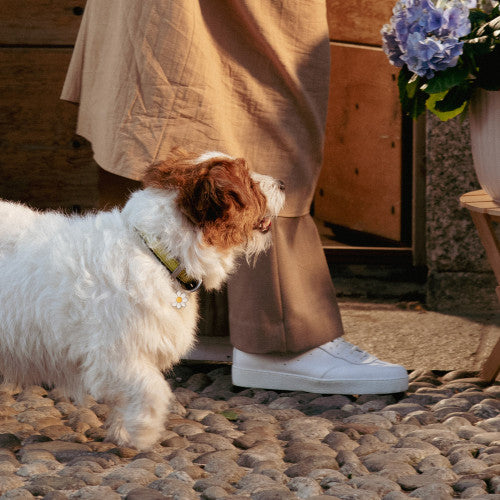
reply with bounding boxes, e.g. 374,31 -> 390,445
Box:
327,338 -> 377,363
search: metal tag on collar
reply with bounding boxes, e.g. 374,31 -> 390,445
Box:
180,278 -> 202,292
170,266 -> 202,293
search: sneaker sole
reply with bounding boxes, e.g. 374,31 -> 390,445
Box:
232,366 -> 409,394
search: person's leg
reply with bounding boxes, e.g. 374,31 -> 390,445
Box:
229,216 -> 409,395
228,214 -> 341,353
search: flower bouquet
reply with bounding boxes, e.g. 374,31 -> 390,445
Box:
382,0 -> 500,121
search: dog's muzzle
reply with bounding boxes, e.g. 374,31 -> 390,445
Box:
255,180 -> 284,233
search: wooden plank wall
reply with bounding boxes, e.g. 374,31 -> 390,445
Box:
0,0 -> 98,210
316,0 -> 403,242
0,0 -> 403,234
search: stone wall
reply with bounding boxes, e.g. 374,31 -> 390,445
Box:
425,113 -> 498,312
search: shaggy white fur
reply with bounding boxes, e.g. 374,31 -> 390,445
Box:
0,151 -> 284,450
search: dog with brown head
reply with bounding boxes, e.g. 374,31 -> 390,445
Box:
142,150 -> 270,250
0,148 -> 284,451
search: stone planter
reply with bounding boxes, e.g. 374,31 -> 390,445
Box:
469,89 -> 500,202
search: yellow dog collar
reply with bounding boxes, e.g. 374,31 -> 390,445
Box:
136,230 -> 202,292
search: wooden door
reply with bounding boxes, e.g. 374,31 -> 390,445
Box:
316,0 -> 406,244
0,0 -> 97,210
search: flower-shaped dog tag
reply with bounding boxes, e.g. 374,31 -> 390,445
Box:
172,291 -> 188,308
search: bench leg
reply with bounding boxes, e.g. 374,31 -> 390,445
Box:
469,212 -> 500,381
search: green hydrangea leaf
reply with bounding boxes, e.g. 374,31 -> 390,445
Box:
398,68 -> 427,119
434,84 -> 471,112
422,65 -> 469,94
398,66 -> 413,96
463,36 -> 495,55
426,91 -> 467,121
469,8 -> 489,29
406,74 -> 421,99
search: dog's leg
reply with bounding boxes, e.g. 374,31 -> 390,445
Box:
103,366 -> 172,451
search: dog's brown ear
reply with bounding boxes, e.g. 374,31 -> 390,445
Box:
178,158 -> 266,249
178,158 -> 247,224
142,152 -> 266,249
141,148 -> 196,189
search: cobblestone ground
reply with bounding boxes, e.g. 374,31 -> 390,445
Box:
0,366 -> 499,499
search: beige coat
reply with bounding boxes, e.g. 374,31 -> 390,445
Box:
62,0 -> 343,353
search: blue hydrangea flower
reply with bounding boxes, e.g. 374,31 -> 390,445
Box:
381,25 -> 405,66
382,0 -> 476,78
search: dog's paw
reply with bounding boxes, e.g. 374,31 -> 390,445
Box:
105,420 -> 160,451
105,424 -> 133,449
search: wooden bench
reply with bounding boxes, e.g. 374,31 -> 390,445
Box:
460,189 -> 500,381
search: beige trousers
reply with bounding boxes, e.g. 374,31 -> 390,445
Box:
62,0 -> 344,353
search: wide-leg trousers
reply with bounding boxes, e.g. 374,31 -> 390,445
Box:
62,0 -> 345,353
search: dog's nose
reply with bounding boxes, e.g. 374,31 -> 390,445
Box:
278,180 -> 285,191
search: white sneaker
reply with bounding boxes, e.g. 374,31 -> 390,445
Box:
231,337 -> 408,394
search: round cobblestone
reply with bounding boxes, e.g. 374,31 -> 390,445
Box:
0,368 -> 497,498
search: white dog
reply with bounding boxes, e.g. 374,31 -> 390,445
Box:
0,150 -> 285,450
